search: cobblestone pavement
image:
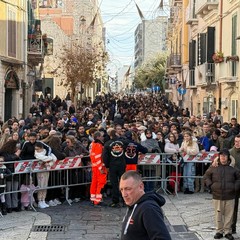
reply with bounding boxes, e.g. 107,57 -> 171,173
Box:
1,193 -> 240,239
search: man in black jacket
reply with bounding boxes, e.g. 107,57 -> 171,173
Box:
120,171 -> 171,240
103,129 -> 126,208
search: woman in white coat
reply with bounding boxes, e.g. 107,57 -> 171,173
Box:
179,131 -> 199,194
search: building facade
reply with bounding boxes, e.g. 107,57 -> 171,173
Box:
39,0 -> 106,104
0,0 -> 28,121
134,16 -> 168,69
167,0 -> 240,122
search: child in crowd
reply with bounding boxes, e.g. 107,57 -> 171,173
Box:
204,149 -> 240,240
20,174 -> 38,210
35,142 -> 57,209
166,153 -> 183,193
0,155 -> 11,215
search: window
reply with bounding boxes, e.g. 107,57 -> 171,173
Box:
231,100 -> 238,118
8,9 -> 16,58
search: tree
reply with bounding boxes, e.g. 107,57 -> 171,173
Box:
58,41 -> 108,105
134,54 -> 167,91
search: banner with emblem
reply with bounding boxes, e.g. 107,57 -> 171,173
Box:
14,157 -> 83,173
138,153 -> 161,165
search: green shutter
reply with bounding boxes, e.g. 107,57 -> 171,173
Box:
232,14 -> 237,55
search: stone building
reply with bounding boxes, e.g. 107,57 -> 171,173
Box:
167,0 -> 240,122
39,0 -> 106,104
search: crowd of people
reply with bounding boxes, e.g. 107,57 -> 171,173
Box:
0,93 -> 240,239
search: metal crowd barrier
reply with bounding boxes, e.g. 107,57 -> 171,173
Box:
137,152 -> 218,197
0,152 -> 218,216
0,156 -> 91,214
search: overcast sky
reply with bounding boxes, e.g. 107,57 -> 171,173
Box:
100,0 -> 169,70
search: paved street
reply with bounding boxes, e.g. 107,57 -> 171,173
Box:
1,192 -> 240,240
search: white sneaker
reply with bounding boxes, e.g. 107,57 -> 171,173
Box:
48,200 -> 57,207
73,198 -> 80,203
38,201 -> 46,209
42,201 -> 49,208
53,199 -> 62,205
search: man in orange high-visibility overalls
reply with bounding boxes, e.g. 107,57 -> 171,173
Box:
90,131 -> 107,206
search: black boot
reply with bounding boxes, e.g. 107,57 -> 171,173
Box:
2,202 -> 7,215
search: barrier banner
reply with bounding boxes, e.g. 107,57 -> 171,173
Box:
138,153 -> 161,164
182,152 -> 219,163
14,157 -> 83,173
137,152 -> 219,165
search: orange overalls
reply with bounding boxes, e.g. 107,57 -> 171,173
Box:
90,141 -> 107,205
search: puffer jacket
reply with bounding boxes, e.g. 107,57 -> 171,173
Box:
204,158 -> 240,200
180,137 -> 199,155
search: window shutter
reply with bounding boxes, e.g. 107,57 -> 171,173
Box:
8,11 -> 16,58
200,33 -> 206,64
189,40 -> 196,69
232,14 -> 237,55
207,27 -> 215,63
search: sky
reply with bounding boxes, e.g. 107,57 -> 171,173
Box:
99,0 -> 169,72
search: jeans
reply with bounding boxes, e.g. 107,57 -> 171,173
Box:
6,180 -> 19,208
183,162 -> 195,192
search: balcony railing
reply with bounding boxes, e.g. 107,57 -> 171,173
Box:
169,54 -> 181,67
27,34 -> 49,65
195,0 -> 219,17
186,0 -> 198,25
197,63 -> 215,85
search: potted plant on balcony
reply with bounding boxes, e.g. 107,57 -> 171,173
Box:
212,51 -> 224,63
226,55 -> 239,62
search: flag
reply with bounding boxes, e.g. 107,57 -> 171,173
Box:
125,66 -> 131,77
159,0 -> 164,9
89,13 -> 97,27
135,3 -> 145,20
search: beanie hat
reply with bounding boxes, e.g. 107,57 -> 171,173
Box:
220,125 -> 229,133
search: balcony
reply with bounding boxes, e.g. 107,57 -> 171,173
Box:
27,34 -> 46,66
195,0 -> 219,17
186,1 -> 198,25
196,63 -> 215,86
169,54 -> 181,68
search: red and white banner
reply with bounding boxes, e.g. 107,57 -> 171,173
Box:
138,152 -> 219,165
182,152 -> 218,163
138,154 -> 161,165
14,157 -> 83,173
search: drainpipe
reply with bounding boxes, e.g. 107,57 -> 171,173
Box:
218,0 -> 223,111
219,0 -> 223,52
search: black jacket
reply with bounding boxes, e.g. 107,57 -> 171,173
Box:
20,140 -> 51,160
125,140 -> 148,165
0,165 -> 11,190
103,137 -> 126,168
121,191 -> 171,240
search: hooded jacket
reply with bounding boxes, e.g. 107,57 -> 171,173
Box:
121,191 -> 171,240
204,157 -> 240,200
